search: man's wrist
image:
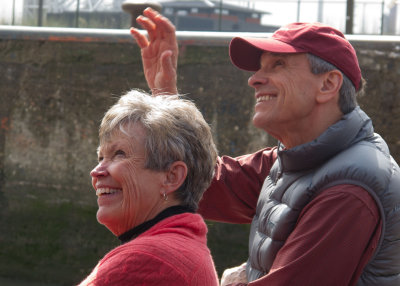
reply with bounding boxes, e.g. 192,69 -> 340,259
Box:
151,87 -> 178,96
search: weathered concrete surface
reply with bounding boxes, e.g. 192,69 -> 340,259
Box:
0,27 -> 399,285
352,38 -> 400,161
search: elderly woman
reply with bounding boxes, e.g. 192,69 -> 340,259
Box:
79,90 -> 219,286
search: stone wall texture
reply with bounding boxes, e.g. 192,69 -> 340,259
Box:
0,28 -> 399,285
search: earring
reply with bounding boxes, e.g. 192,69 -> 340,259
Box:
163,192 -> 168,201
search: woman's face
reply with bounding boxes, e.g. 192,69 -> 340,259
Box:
90,124 -> 167,236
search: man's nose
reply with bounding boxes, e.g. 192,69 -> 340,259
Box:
248,70 -> 269,88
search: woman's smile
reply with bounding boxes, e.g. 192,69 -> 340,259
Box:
96,188 -> 123,207
96,187 -> 122,196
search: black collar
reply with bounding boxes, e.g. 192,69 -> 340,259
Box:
118,205 -> 195,244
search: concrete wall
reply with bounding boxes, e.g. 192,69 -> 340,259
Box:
0,26 -> 399,285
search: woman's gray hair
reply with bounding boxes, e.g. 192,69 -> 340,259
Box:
99,89 -> 217,210
307,53 -> 365,114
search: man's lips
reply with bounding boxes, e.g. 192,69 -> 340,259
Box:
256,94 -> 277,103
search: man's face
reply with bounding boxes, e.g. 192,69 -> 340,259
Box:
248,52 -> 323,145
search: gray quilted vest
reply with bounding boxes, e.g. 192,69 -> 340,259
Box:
247,107 -> 400,285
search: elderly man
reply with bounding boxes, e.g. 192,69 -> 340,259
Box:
131,8 -> 400,286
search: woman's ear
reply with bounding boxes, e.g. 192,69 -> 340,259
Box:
317,70 -> 343,104
161,161 -> 187,195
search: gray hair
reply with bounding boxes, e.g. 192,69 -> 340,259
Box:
307,53 -> 365,114
99,89 -> 217,210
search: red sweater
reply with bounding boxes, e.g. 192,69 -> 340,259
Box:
198,148 -> 381,286
79,213 -> 219,286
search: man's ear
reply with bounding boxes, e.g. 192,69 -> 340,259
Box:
161,161 -> 188,196
317,70 -> 343,104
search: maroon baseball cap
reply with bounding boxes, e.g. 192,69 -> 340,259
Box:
229,22 -> 361,90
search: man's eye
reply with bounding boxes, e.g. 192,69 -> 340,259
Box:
274,59 -> 284,67
98,156 -> 104,162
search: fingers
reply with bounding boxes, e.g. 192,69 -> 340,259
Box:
130,27 -> 149,48
141,8 -> 176,43
137,16 -> 159,42
143,8 -> 176,36
133,8 -> 177,47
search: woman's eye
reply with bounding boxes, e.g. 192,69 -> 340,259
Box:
115,150 -> 126,157
98,156 -> 104,162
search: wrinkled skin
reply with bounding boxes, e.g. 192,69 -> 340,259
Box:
90,124 -> 178,236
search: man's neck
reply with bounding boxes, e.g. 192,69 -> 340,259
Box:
275,105 -> 343,149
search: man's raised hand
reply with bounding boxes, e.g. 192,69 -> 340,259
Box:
130,8 -> 179,95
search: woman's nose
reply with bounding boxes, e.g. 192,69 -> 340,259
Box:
90,162 -> 108,178
248,70 -> 268,88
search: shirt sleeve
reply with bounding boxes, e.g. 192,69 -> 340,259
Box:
198,147 -> 277,224
248,184 -> 382,286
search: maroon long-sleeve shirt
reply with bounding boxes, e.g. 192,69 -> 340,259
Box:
198,148 -> 381,286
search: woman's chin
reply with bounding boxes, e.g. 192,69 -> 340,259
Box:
96,207 -> 134,236
96,209 -> 118,233
95,193 -> 125,231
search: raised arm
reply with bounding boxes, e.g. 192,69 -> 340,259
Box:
130,8 -> 178,95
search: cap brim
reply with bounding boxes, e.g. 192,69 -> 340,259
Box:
229,37 -> 306,71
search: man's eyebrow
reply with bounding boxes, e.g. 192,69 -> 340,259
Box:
269,52 -> 289,57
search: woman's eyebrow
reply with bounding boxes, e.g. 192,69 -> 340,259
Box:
97,143 -> 118,155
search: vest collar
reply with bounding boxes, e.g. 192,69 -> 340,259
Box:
277,107 -> 374,172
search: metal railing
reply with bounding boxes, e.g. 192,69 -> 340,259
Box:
0,0 -> 396,35
3,24 -> 400,44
